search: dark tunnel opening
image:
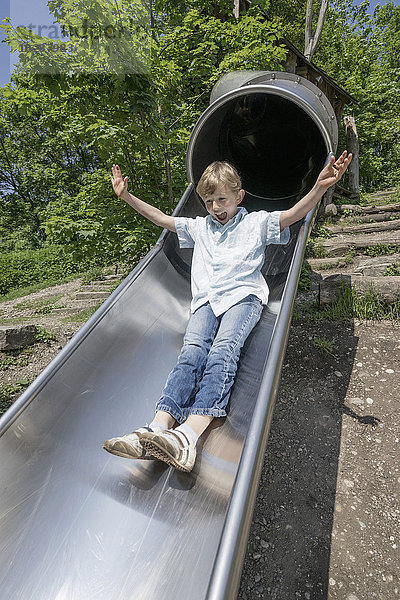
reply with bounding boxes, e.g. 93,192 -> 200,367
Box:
189,92 -> 328,211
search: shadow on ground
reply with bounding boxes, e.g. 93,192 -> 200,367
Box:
238,319 -> 381,599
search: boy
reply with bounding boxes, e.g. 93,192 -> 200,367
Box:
104,153 -> 352,472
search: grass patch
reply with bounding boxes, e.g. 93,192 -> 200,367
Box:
306,242 -> 329,259
364,245 -> 400,257
0,273 -> 82,303
294,286 -> 400,322
344,247 -> 356,264
15,294 -> 64,314
298,262 -> 312,292
0,377 -> 32,415
0,264 -> 118,304
313,336 -> 338,358
0,317 -> 30,325
0,352 -> 31,370
360,187 -> 400,207
384,262 -> 400,276
311,261 -> 338,271
313,224 -> 333,239
63,303 -> 103,323
35,326 -> 56,343
81,266 -> 107,285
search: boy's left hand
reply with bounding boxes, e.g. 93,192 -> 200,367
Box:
317,151 -> 353,190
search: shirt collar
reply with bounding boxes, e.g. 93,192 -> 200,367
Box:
209,206 -> 248,229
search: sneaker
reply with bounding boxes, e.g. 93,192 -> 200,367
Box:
103,426 -> 161,460
140,429 -> 196,472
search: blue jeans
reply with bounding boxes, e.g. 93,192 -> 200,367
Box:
155,295 -> 263,423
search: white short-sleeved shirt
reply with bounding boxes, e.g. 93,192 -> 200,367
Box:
174,207 -> 290,317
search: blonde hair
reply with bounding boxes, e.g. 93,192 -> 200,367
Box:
196,161 -> 242,199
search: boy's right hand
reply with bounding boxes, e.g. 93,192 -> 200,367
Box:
110,164 -> 128,199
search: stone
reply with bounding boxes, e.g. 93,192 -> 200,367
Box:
325,203 -> 338,217
0,325 -> 38,351
319,274 -> 400,306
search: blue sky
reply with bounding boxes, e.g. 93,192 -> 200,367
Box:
0,0 -> 398,87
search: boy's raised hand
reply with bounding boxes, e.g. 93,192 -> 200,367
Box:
110,164 -> 128,198
317,151 -> 353,190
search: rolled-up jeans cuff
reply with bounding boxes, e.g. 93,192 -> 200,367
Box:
188,408 -> 227,418
154,401 -> 185,424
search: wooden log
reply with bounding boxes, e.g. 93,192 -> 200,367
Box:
319,231 -> 400,256
337,202 -> 400,214
327,219 -> 400,235
307,257 -> 344,269
355,212 -> 400,223
344,116 -> 360,200
319,186 -> 335,214
362,203 -> 400,214
319,275 -> 400,307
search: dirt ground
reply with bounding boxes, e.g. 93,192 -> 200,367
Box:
1,282 -> 399,599
238,317 -> 399,600
0,278 -> 87,414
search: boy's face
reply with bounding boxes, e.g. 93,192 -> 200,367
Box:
202,184 -> 245,225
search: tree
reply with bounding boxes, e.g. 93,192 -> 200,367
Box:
0,0 -> 286,263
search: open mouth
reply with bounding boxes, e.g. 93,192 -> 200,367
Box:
214,212 -> 227,222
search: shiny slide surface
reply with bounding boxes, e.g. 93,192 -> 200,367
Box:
0,72 -> 337,600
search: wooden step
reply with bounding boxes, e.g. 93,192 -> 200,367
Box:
345,211 -> 400,224
51,306 -> 100,316
317,231 -> 400,257
337,202 -> 400,215
79,284 -> 116,292
88,280 -> 120,286
307,257 -> 345,270
75,291 -> 111,300
51,300 -> 102,314
308,254 -> 400,276
327,219 -> 400,235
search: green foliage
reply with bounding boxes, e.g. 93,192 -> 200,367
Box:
344,247 -> 356,264
81,266 -> 106,284
306,242 -> 327,259
295,285 -> 400,322
298,262 -> 312,292
384,262 -> 400,276
0,245 -> 101,295
0,0 -> 286,266
364,244 -> 400,257
35,326 -> 56,343
313,336 -> 338,358
0,352 -> 31,370
313,224 -> 332,239
314,0 -> 400,191
0,377 -> 32,415
64,302 -> 103,322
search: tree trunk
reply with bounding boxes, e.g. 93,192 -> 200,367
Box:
304,0 -> 329,61
318,186 -> 335,216
344,115 -> 360,200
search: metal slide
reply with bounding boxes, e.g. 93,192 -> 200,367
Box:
0,72 -> 337,600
